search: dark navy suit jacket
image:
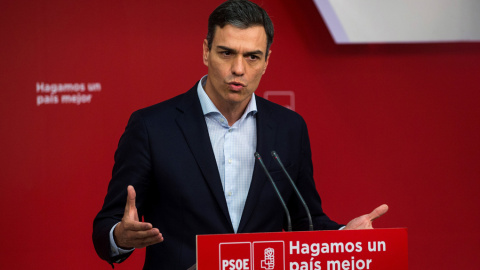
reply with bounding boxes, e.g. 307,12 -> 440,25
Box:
93,83 -> 341,269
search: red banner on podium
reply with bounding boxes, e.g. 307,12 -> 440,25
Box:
197,228 -> 407,270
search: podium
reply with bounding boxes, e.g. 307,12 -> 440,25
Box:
196,228 -> 407,270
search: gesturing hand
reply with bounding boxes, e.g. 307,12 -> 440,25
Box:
113,185 -> 164,249
344,204 -> 389,230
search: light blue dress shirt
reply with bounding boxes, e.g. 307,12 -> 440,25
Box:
197,75 -> 257,232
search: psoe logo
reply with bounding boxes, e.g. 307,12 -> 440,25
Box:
220,242 -> 251,270
261,248 -> 275,270
219,241 -> 285,270
254,241 -> 285,270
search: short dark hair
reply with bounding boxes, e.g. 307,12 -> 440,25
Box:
206,0 -> 274,59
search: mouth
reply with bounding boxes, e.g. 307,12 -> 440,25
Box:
227,81 -> 246,91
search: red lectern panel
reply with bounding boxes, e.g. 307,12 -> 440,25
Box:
197,228 -> 407,270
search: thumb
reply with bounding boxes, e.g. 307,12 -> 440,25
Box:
367,204 -> 389,221
124,185 -> 139,222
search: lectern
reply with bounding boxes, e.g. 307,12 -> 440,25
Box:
196,228 -> 407,270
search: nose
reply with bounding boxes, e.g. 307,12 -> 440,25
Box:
231,55 -> 245,76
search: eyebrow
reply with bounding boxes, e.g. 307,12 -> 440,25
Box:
216,45 -> 264,57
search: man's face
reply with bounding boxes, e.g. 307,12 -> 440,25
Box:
203,24 -> 270,111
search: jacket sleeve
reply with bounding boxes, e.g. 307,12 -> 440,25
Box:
92,110 -> 153,265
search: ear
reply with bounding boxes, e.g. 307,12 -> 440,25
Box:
262,50 -> 272,75
203,39 -> 209,66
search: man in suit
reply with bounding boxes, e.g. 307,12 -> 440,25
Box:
93,0 -> 388,269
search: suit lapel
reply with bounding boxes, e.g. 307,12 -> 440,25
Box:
237,96 -> 278,232
175,86 -> 233,231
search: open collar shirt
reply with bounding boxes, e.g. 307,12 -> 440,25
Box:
197,75 -> 257,232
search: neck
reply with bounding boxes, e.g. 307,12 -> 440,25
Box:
203,79 -> 252,126
216,99 -> 250,126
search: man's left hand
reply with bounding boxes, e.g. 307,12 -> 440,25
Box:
344,204 -> 389,230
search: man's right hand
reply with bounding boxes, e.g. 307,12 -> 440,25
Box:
113,185 -> 164,249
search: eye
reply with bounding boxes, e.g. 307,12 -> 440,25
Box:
247,55 -> 260,61
221,51 -> 232,56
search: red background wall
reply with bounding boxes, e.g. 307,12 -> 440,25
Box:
1,0 -> 479,269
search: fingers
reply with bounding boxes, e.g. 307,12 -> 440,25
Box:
124,226 -> 162,242
116,185 -> 164,249
344,204 -> 388,230
367,204 -> 389,221
124,185 -> 137,218
133,234 -> 164,249
115,222 -> 164,249
123,219 -> 153,231
123,185 -> 142,223
127,185 -> 136,206
129,228 -> 164,248
122,186 -> 153,230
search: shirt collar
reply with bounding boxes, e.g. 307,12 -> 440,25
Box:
197,75 -> 257,119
